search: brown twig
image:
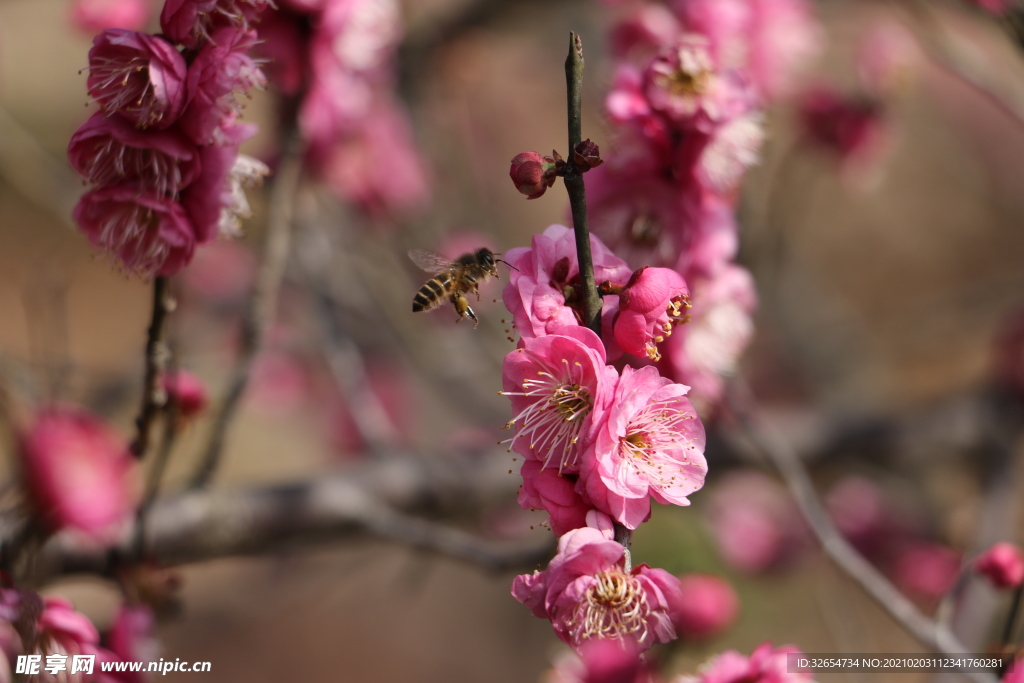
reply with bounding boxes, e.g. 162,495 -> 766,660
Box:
129,277 -> 173,458
190,129 -> 304,488
727,380 -> 998,683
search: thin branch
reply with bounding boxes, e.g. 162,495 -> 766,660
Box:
727,381 -> 998,683
190,130 -> 304,488
24,452 -> 545,582
129,277 -> 173,458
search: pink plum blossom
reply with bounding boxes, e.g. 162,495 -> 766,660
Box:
501,326 -> 618,473
614,266 -> 691,361
73,184 -> 198,276
314,0 -> 401,74
161,0 -> 269,48
610,5 -> 681,61
179,27 -> 266,146
675,642 -> 816,683
106,604 -> 158,683
696,111 -> 764,193
974,543 -> 1024,590
70,0 -> 149,34
703,470 -> 805,574
894,543 -> 961,600
673,574 -> 739,639
519,459 -> 592,536
580,365 -> 706,529
661,264 -> 756,407
162,370 -> 209,420
512,512 -> 684,652
745,0 -> 822,101
643,37 -> 722,125
545,639 -> 654,683
502,224 -> 632,342
67,112 -> 201,198
87,29 -> 188,129
18,408 -> 137,539
252,6 -> 309,97
37,597 -> 101,654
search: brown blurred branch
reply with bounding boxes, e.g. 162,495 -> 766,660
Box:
26,452 -> 547,582
129,277 -> 173,458
191,130 -> 304,488
727,381 -> 999,683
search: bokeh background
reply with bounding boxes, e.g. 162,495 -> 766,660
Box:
1,0 -> 1024,680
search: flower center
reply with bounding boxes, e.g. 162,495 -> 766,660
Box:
569,571 -> 650,644
618,398 -> 699,489
89,57 -> 163,126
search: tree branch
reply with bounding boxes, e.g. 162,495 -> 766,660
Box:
130,277 -> 173,458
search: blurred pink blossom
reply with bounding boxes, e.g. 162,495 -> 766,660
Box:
546,639 -> 654,683
610,5 -> 681,61
673,574 -> 739,639
613,266 -> 690,361
87,29 -> 188,129
974,542 -> 1024,590
580,365 -> 706,529
674,642 -> 815,683
894,543 -> 961,599
512,512 -> 684,652
73,184 -> 198,276
105,604 -> 158,683
161,0 -> 269,48
501,326 -> 617,473
745,0 -> 822,100
18,408 -> 137,539
70,0 -> 149,34
798,85 -> 888,181
162,370 -> 209,420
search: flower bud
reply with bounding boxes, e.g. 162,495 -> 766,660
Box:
162,370 -> 208,421
509,151 -> 558,199
572,138 -> 603,171
974,542 -> 1024,589
673,574 -> 739,639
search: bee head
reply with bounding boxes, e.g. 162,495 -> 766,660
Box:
476,248 -> 498,274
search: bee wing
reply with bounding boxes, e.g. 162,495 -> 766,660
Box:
408,249 -> 456,274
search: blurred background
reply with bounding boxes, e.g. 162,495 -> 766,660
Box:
1,0 -> 1024,680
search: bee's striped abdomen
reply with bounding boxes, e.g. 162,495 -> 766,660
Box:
412,272 -> 453,312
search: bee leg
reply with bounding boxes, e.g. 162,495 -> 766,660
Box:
452,292 -> 479,329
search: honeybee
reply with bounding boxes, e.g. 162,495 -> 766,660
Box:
409,247 -> 513,327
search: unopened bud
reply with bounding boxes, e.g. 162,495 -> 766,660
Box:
573,139 -> 603,171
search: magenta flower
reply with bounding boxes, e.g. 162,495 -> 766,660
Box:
679,642 -> 816,683
161,0 -> 269,48
510,151 -> 557,199
180,27 -> 266,145
87,29 -> 188,130
644,37 -> 718,124
580,365 -> 706,529
501,326 -> 617,473
614,266 -> 690,361
545,639 -> 652,683
67,112 -> 201,198
673,574 -> 738,639
18,408 -> 137,539
697,111 -> 765,193
106,604 -> 158,683
975,543 -> 1024,590
502,224 -> 632,342
512,512 -> 684,652
73,184 -> 198,276
70,0 -> 149,34
519,459 -> 592,536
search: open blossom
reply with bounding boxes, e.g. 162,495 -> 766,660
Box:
67,113 -> 201,197
581,366 -> 706,529
974,543 -> 1024,589
675,642 -> 816,683
179,27 -> 266,145
513,512 -> 684,652
502,327 -> 617,473
73,185 -> 198,276
614,266 -> 691,361
519,459 -> 592,536
502,224 -> 631,341
87,29 -> 188,129
314,0 -> 401,74
18,408 -> 137,539
644,36 -> 719,124
696,111 -> 764,193
161,0 -> 269,48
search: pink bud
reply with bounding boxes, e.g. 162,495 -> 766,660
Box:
673,573 -> 739,639
614,266 -> 690,361
18,408 -> 137,539
509,151 -> 553,199
974,543 -> 1024,590
70,0 -> 149,34
894,543 -> 961,599
162,370 -> 208,420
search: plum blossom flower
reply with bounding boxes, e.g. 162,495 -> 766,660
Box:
179,27 -> 266,146
544,639 -> 654,683
162,370 -> 208,420
893,543 -> 961,600
675,642 -> 816,683
673,574 -> 738,639
614,266 -> 691,361
18,407 -> 137,539
610,4 -> 680,60
314,0 -> 401,74
581,366 -> 706,529
696,111 -> 764,193
501,327 -> 617,473
87,29 -> 188,129
71,0 -> 149,34
644,37 -> 719,124
512,512 -> 684,652
67,112 -> 201,197
519,459 -> 593,536
106,604 -> 158,683
502,225 -> 631,342
73,184 -> 198,276
974,543 -> 1024,590
161,0 -> 269,48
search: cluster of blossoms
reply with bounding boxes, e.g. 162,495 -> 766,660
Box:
68,0 -> 270,277
255,0 -> 428,217
0,586 -> 155,682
